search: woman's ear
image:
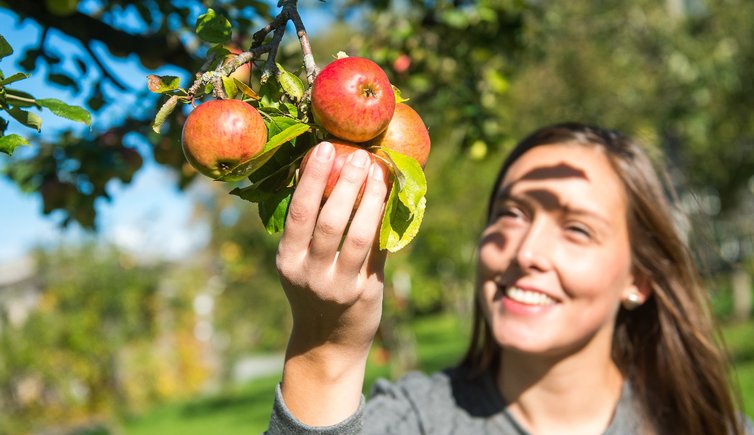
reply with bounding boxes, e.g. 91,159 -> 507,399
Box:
621,273 -> 652,311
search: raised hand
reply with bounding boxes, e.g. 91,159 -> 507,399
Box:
275,141 -> 389,426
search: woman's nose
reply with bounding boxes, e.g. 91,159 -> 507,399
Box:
514,220 -> 552,273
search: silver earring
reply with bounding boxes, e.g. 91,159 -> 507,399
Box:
622,292 -> 642,310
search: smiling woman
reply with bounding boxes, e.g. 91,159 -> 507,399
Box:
264,122 -> 754,435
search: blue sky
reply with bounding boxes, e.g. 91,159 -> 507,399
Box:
0,3 -> 342,265
0,9 -> 216,263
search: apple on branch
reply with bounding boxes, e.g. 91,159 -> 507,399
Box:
368,102 -> 431,168
311,56 -> 396,143
181,99 -> 267,180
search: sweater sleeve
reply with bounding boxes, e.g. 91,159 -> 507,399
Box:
264,384 -> 364,435
264,375 -> 428,435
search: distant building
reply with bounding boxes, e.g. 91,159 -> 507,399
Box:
0,256 -> 41,330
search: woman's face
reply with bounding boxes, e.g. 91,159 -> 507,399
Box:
477,143 -> 638,357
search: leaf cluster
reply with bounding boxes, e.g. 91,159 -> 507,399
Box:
0,34 -> 91,155
149,7 -> 430,252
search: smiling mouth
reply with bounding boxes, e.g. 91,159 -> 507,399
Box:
505,286 -> 557,306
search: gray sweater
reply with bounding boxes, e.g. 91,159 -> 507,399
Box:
266,366 -> 703,435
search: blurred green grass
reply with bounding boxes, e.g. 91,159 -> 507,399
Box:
123,313 -> 754,434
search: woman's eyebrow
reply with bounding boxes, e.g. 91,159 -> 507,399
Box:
495,187 -> 612,228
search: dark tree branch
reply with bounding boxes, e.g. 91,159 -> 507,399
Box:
1,0 -> 196,70
82,42 -> 130,91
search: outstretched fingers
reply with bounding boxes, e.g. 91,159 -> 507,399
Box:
337,163 -> 389,273
307,149 -> 372,266
279,142 -> 334,256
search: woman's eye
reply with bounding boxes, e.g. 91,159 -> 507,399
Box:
495,206 -> 524,220
565,224 -> 592,239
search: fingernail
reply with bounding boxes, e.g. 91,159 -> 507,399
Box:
370,163 -> 384,181
350,150 -> 368,168
316,142 -> 333,161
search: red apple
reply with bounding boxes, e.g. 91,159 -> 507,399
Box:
224,46 -> 251,84
300,140 -> 390,207
393,54 -> 411,74
181,99 -> 267,179
367,103 -> 431,168
311,57 -> 395,143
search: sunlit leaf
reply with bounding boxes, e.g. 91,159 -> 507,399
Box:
0,133 -> 29,155
276,63 -> 305,101
380,188 -> 427,252
37,98 -> 91,126
216,121 -> 310,182
377,148 -> 428,252
0,72 -> 30,86
380,148 -> 426,212
195,8 -> 232,44
152,95 -> 179,133
7,107 -> 42,131
393,85 -> 410,104
147,75 -> 181,94
222,76 -> 238,99
262,121 -> 309,153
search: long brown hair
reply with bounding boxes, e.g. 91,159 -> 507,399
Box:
461,122 -> 744,435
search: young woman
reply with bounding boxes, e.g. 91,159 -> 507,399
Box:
267,123 -> 753,434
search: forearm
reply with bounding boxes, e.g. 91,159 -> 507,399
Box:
281,338 -> 371,427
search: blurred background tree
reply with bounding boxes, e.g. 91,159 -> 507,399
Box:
0,0 -> 752,432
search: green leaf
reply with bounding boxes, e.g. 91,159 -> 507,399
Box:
230,185 -> 293,234
221,76 -> 238,99
215,121 -> 310,182
258,79 -> 283,110
195,8 -> 232,44
0,133 -> 29,155
262,121 -> 310,153
393,85 -> 410,104
0,35 -> 12,60
0,72 -> 30,86
146,75 -> 181,94
37,98 -> 91,126
283,102 -> 299,118
7,107 -> 42,131
152,95 -> 179,133
266,115 -> 300,137
380,148 -> 426,212
276,63 -> 305,101
377,148 -> 428,252
380,187 -> 427,253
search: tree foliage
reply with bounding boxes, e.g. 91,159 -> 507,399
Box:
0,244 -> 209,433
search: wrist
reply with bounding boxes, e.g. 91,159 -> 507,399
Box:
281,341 -> 370,426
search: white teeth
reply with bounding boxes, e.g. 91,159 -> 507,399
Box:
506,286 -> 556,306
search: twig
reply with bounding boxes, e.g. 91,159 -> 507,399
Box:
251,9 -> 290,49
262,24 -> 287,82
287,4 -> 319,85
184,0 -> 319,101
